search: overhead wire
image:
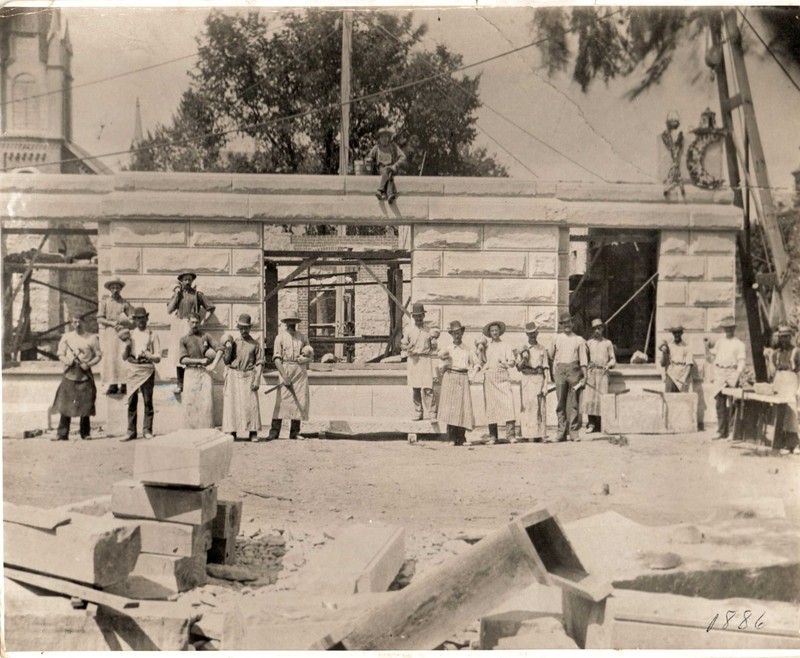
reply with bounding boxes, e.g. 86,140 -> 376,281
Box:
737,9 -> 800,95
2,7 -> 629,174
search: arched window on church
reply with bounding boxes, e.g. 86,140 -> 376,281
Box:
12,74 -> 40,131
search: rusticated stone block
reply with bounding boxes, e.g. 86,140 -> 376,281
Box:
134,429 -> 233,488
528,253 -> 558,277
690,210 -> 741,230
99,247 -> 141,274
428,197 -> 552,222
688,282 -> 735,307
190,221 -> 261,248
660,230 -> 690,255
483,225 -> 559,251
233,249 -> 263,275
706,256 -> 734,281
144,248 -> 231,275
483,279 -> 557,305
414,225 -> 481,249
120,275 -> 260,302
527,306 -> 557,330
689,231 -> 736,254
706,307 -> 739,332
112,481 -> 218,524
110,221 -> 187,246
441,305 -> 527,332
657,307 -> 706,332
658,282 -> 687,306
444,252 -> 526,277
231,304 -> 262,329
412,251 -> 442,277
659,255 -> 705,280
412,278 -> 481,305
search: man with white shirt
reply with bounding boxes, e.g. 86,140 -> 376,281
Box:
121,307 -> 161,441
548,313 -> 588,442
437,320 -> 478,446
705,317 -> 746,440
660,325 -> 693,392
400,303 -> 437,421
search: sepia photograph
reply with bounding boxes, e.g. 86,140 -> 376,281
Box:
1,1 -> 799,652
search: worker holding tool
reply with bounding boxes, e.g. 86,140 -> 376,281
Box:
704,316 -> 746,440
222,314 -> 264,442
97,278 -> 133,395
770,324 -> 799,452
548,313 -> 588,442
660,324 -> 693,392
436,321 -> 478,446
120,307 -> 160,442
400,303 -> 437,421
584,318 -> 617,434
268,313 -> 312,440
52,315 -> 103,441
179,313 -> 223,429
515,322 -> 551,442
479,320 -> 517,444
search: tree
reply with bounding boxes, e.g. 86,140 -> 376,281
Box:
531,7 -> 800,98
130,10 -> 507,178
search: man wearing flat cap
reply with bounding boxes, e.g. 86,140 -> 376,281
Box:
400,303 -> 437,421
97,278 -> 133,395
167,272 -> 215,394
222,314 -> 264,442
121,307 -> 161,441
437,320 -> 478,446
269,313 -> 313,440
704,316 -> 746,440
660,324 -> 693,392
549,313 -> 588,442
584,318 -> 616,434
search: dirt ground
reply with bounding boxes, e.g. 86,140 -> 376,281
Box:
4,430 -> 799,535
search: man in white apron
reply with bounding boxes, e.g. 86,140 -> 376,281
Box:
269,314 -> 312,440
436,321 -> 478,446
167,272 -> 215,394
516,322 -> 551,442
479,320 -> 517,444
704,316 -> 746,440
97,278 -> 132,395
770,324 -> 799,452
400,303 -> 436,421
660,325 -> 693,392
120,307 -> 161,441
584,318 -> 617,434
179,313 -> 223,429
222,314 -> 264,442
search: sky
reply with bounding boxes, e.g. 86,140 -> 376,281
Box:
60,6 -> 800,193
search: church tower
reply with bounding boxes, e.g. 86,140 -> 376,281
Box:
0,7 -> 107,173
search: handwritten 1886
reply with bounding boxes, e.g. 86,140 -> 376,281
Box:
707,610 -> 765,632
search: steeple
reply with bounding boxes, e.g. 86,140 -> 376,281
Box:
132,97 -> 143,146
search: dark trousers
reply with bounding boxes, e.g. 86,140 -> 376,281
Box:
377,165 -> 397,197
715,392 -> 732,437
447,425 -> 467,445
176,367 -> 185,388
57,415 -> 90,439
554,363 -> 583,439
412,387 -> 436,419
269,418 -> 301,439
665,377 -> 680,393
128,373 -> 155,437
488,421 -> 516,440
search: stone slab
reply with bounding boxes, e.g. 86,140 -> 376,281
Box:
110,220 -> 188,246
689,230 -> 737,253
3,577 -> 196,651
688,281 -> 735,307
112,274 -> 260,302
132,429 -> 233,487
232,248 -> 263,274
412,277 -> 481,305
443,251 -> 527,277
659,255 -> 706,280
706,255 -> 734,281
190,220 -> 261,247
4,512 -> 141,587
657,281 -> 687,306
112,480 -> 218,525
659,230 -> 690,255
483,278 -> 557,305
411,250 -> 442,277
413,224 -> 481,249
98,247 -> 141,275
137,519 -> 212,557
143,248 -> 231,275
601,393 -> 697,434
483,224 -> 559,251
107,553 -> 207,599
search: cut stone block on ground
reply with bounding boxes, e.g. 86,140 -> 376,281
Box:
586,590 -> 800,649
4,511 -> 141,587
137,519 -> 212,557
106,553 -> 207,600
3,577 -> 199,651
211,499 -> 242,538
289,522 -> 405,596
495,616 -> 580,650
189,600 -> 246,650
132,428 -> 233,488
112,480 -> 217,525
601,392 -> 697,433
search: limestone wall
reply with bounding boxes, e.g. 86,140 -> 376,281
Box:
410,223 -> 569,352
98,220 -> 264,382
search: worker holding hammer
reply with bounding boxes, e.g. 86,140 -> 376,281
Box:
548,313 -> 588,442
268,313 -> 312,440
222,314 -> 264,442
515,322 -> 551,442
704,316 -> 746,440
660,324 -> 693,392
584,318 -> 617,434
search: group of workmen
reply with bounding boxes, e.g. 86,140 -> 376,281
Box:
51,271 -> 799,447
51,273 -> 310,442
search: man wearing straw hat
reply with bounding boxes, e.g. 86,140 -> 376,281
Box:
584,318 -> 617,434
366,127 -> 406,204
516,322 -> 551,442
222,313 -> 264,442
478,319 -> 517,444
400,303 -> 437,421
704,316 -> 746,440
769,324 -> 799,451
437,320 -> 478,446
97,278 -> 133,395
167,272 -> 216,394
549,313 -> 588,442
659,324 -> 693,393
268,313 -> 313,440
179,313 -> 223,429
120,307 -> 160,442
